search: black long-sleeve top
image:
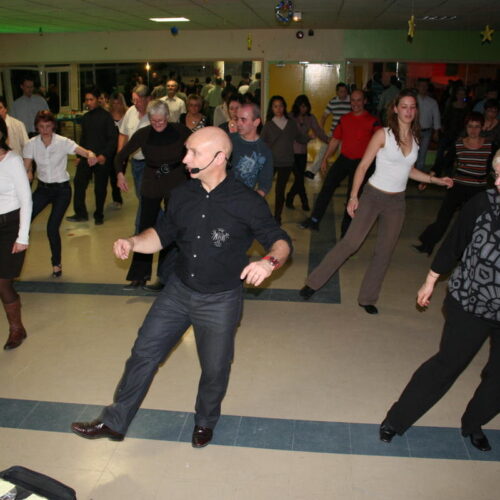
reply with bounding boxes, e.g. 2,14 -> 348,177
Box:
432,188 -> 500,323
79,107 -> 118,161
115,123 -> 191,199
154,174 -> 292,293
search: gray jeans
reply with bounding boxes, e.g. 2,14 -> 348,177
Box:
102,274 -> 243,433
306,183 -> 405,305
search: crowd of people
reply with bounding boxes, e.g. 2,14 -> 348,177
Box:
1,71 -> 499,452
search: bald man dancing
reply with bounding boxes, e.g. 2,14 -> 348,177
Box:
71,128 -> 291,447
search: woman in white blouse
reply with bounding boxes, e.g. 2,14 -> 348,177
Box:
0,117 -> 32,349
23,110 -> 97,277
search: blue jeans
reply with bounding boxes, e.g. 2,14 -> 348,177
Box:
101,275 -> 243,433
31,181 -> 72,266
131,159 -> 146,234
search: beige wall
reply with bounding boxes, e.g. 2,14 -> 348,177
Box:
0,29 -> 344,65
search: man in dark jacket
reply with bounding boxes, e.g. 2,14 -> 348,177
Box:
66,87 -> 118,225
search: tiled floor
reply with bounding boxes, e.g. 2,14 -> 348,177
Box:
1,165 -> 499,499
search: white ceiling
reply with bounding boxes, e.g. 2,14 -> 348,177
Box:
0,0 -> 499,34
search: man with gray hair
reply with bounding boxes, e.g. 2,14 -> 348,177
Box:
160,79 -> 186,123
118,84 -> 151,232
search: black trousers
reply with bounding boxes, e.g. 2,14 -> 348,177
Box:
274,166 -> 293,220
108,155 -> 123,204
101,275 -> 243,433
385,295 -> 500,436
126,196 -> 167,282
31,181 -> 72,266
73,160 -> 109,222
419,184 -> 485,252
286,154 -> 308,207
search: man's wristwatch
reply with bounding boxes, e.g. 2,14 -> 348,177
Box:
261,255 -> 280,269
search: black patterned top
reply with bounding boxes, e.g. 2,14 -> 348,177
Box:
432,188 -> 500,323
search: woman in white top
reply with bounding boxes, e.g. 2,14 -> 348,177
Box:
0,117 -> 32,349
23,110 -> 97,277
300,89 -> 453,314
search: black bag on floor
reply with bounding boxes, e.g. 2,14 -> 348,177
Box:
0,466 -> 76,500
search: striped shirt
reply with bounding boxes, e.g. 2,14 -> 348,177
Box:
454,140 -> 492,186
324,96 -> 351,134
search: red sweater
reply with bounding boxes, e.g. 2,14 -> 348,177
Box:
333,111 -> 381,160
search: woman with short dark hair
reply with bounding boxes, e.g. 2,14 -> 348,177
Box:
24,110 -> 97,277
414,111 -> 493,256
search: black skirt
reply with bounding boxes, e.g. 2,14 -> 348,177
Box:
0,209 -> 27,279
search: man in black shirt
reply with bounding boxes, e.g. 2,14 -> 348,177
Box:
66,87 -> 117,224
72,127 -> 292,447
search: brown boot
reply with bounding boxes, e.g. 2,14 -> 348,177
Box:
3,298 -> 27,350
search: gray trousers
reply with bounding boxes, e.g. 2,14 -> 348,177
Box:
102,275 -> 243,434
306,183 -> 405,305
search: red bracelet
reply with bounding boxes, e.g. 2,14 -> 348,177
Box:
262,255 -> 280,269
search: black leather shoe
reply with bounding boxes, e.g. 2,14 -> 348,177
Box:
123,280 -> 146,290
299,285 -> 316,300
285,196 -> 294,209
71,419 -> 124,441
466,430 -> 491,452
302,202 -> 310,211
359,304 -> 378,315
66,214 -> 88,222
412,243 -> 432,256
379,420 -> 397,443
300,218 -> 319,231
192,425 -> 213,448
304,171 -> 315,179
143,280 -> 164,292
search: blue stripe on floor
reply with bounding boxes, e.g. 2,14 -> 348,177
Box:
0,397 -> 498,461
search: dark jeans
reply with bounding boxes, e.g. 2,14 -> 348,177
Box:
311,155 -> 372,236
385,295 -> 500,436
31,181 -> 72,266
73,159 -> 109,222
108,158 -> 123,204
274,166 -> 293,220
101,275 -> 243,433
419,184 -> 485,252
286,154 -> 308,207
126,196 -> 167,282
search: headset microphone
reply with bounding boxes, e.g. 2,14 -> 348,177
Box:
188,151 -> 226,174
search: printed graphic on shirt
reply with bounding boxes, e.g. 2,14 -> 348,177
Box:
234,152 -> 265,188
448,190 -> 500,322
211,228 -> 230,247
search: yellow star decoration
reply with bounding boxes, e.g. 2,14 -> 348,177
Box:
481,25 -> 494,43
407,15 -> 416,41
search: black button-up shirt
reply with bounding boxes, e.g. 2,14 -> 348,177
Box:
155,174 -> 292,293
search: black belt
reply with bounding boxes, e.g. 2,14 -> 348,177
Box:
152,161 -> 183,177
0,209 -> 20,224
37,180 -> 70,187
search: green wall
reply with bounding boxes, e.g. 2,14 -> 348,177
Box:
344,30 -> 499,63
